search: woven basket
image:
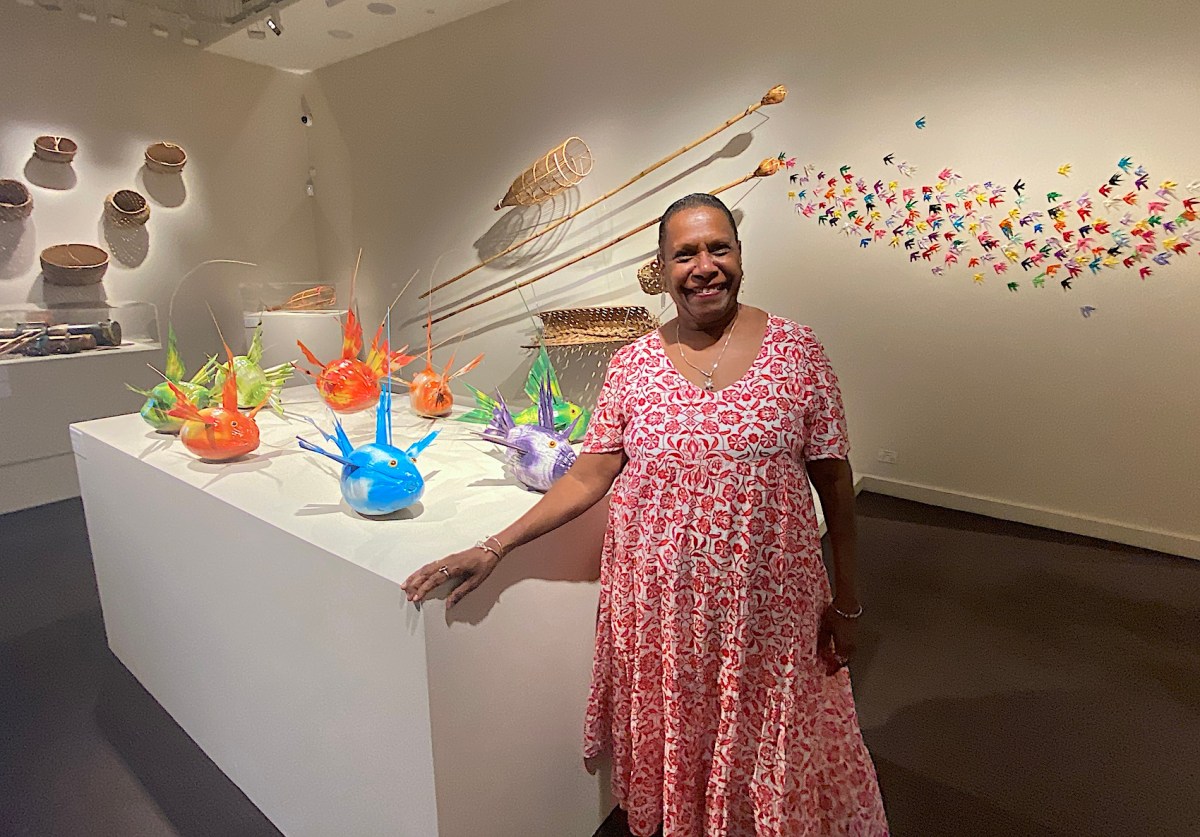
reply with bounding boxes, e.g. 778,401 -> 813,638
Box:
33,135 -> 78,164
0,179 -> 33,222
637,259 -> 664,294
40,243 -> 110,286
495,137 -> 593,211
104,190 -> 150,226
145,142 -> 187,174
522,306 -> 658,348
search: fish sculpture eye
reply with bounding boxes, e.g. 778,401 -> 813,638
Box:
388,459 -> 398,467
230,420 -> 239,427
547,440 -> 558,448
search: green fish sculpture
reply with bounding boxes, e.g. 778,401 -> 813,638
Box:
459,345 -> 591,442
128,324 -> 218,434
210,319 -> 294,416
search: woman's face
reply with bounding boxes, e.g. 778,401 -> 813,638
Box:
660,206 -> 743,328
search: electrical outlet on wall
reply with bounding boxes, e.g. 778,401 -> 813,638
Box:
877,449 -> 898,464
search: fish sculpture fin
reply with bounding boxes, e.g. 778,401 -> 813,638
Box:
190,355 -> 219,386
218,342 -> 239,412
457,384 -> 499,424
341,308 -> 364,360
296,340 -> 325,372
447,352 -> 484,381
482,391 -> 516,442
536,378 -> 556,431
299,415 -> 337,445
525,344 -> 563,403
126,383 -> 153,397
297,437 -> 356,469
331,416 -> 355,456
376,378 -> 391,446
164,323 -> 186,383
246,320 -> 265,365
563,413 -> 582,441
405,430 -> 438,461
248,388 -> 274,418
165,382 -> 209,425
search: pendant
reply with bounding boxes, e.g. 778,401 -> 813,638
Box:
703,376 -> 714,392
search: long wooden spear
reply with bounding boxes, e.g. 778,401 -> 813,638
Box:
430,158 -> 781,325
420,84 -> 787,301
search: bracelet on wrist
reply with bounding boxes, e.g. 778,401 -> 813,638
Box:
832,602 -> 863,620
475,536 -> 507,561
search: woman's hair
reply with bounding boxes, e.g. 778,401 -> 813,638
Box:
657,193 -> 739,255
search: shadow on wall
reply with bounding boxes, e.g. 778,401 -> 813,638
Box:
473,189 -> 579,270
24,156 -> 77,191
28,276 -> 110,309
0,218 -> 38,281
100,217 -> 150,268
140,169 -> 186,208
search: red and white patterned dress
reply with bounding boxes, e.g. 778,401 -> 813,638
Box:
580,315 -> 888,837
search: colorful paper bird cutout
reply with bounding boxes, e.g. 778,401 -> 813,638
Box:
1058,164 -> 1072,177
1080,306 -> 1096,318
915,116 -> 926,129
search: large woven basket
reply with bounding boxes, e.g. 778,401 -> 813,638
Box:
40,243 -> 110,286
522,306 -> 658,348
145,142 -> 187,174
0,179 -> 33,221
33,135 -> 78,164
105,189 -> 150,226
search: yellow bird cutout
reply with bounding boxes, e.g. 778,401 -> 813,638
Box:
973,273 -> 985,284
887,180 -> 898,190
870,210 -> 882,221
787,191 -> 796,199
916,221 -> 929,233
1102,256 -> 1118,268
889,235 -> 901,248
968,222 -> 980,234
935,182 -> 947,193
976,194 -> 988,205
1004,249 -> 1020,263
1008,208 -> 1021,220
1058,163 -> 1072,176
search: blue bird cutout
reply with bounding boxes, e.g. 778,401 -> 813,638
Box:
915,116 -> 926,129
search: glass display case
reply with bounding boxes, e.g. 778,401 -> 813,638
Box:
0,301 -> 159,365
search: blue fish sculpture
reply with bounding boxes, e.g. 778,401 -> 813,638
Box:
297,381 -> 437,517
480,380 -> 578,493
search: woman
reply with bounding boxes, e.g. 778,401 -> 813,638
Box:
403,193 -> 888,836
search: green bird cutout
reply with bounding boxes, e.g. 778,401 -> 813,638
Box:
459,345 -> 591,442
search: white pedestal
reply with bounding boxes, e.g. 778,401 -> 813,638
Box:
71,394 -> 613,837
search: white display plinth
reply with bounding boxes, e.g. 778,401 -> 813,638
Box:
70,392 -> 614,837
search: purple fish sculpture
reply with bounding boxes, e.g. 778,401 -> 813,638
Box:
480,381 -> 579,492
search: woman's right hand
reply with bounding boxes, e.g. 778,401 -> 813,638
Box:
401,547 -> 500,608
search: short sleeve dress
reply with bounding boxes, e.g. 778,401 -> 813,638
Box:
579,315 -> 888,837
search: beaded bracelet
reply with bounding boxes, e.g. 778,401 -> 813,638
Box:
833,602 -> 864,620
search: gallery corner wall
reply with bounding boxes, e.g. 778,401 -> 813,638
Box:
0,4 -> 320,513
304,0 -> 1200,557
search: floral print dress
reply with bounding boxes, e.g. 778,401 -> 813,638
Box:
580,315 -> 888,837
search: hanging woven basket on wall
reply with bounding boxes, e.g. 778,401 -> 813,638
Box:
40,243 -> 110,286
495,136 -> 593,211
33,135 -> 78,164
0,179 -> 33,222
104,189 -> 151,226
144,142 -> 187,174
521,306 -> 658,348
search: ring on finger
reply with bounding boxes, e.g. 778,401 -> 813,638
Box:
438,566 -> 451,579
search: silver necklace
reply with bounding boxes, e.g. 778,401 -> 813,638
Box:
675,306 -> 740,393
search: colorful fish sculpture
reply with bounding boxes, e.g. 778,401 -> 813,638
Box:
211,320 -> 294,415
295,309 -> 415,414
297,380 -> 438,517
458,345 -> 591,442
479,381 -> 578,493
397,315 -> 483,418
167,338 -> 272,462
127,324 -> 218,434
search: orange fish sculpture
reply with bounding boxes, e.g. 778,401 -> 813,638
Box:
397,315 -> 483,418
294,308 -> 415,414
167,340 -> 271,462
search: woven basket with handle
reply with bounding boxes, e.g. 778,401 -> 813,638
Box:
33,135 -> 78,164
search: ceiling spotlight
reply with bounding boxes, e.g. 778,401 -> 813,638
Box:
15,0 -> 36,7
77,7 -> 98,21
266,15 -> 282,35
108,12 -> 127,25
182,31 -> 200,46
151,23 -> 168,37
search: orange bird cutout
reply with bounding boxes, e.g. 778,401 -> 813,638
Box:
396,314 -> 483,418
168,337 -> 271,462
293,251 -> 417,414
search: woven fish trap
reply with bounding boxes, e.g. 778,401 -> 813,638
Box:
637,258 -> 664,294
40,243 -> 109,286
0,180 -> 33,222
105,190 -> 150,226
33,135 -> 78,164
267,285 -> 337,311
495,137 -> 593,211
522,305 -> 658,348
145,142 -> 187,174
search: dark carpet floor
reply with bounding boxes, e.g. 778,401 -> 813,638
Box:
1,494 -> 1197,837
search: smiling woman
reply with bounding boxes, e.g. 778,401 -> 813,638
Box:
404,193 -> 889,836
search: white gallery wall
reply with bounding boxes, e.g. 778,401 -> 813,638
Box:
0,5 -> 320,511
305,0 -> 1199,555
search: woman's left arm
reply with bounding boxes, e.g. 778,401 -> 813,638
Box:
807,457 -> 861,673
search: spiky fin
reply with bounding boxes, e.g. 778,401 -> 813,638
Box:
165,382 -> 208,424
164,324 -> 185,383
219,341 -> 239,412
525,344 -> 563,403
375,379 -> 391,446
341,308 -> 364,360
536,378 -> 555,431
246,320 -> 265,365
296,340 -> 325,371
482,391 -> 516,441
405,430 -> 438,461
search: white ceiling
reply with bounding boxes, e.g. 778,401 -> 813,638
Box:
206,0 -> 516,73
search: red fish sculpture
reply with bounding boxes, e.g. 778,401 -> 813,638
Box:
167,340 -> 271,462
294,308 -> 414,414
396,315 -> 483,418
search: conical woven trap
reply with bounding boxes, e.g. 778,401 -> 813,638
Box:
522,306 -> 658,348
